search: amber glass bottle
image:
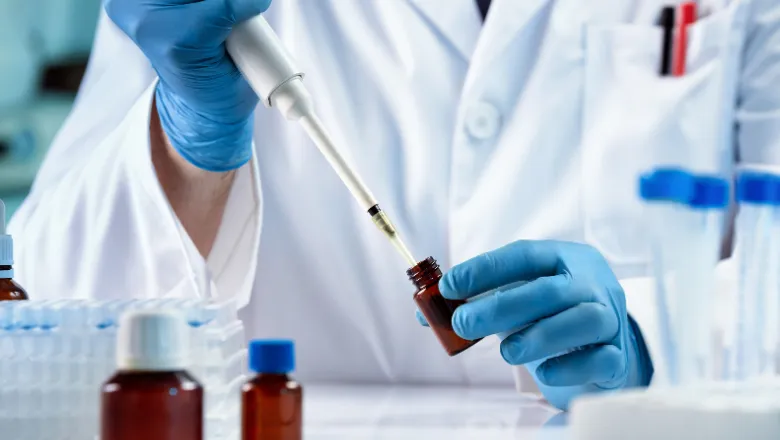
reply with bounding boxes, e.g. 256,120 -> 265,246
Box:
0,200 -> 27,301
408,256 -> 480,356
101,310 -> 203,440
0,270 -> 28,301
242,339 -> 303,440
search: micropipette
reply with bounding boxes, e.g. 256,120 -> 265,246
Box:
225,16 -> 417,267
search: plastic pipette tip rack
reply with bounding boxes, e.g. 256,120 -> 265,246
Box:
0,299 -> 248,440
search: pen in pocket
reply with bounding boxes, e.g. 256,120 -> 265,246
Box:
673,2 -> 698,76
658,6 -> 676,76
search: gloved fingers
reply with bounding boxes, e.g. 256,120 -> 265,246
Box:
416,310 -> 429,327
534,344 -> 626,387
499,302 -> 619,365
439,240 -> 560,300
226,0 -> 273,23
452,274 -> 587,340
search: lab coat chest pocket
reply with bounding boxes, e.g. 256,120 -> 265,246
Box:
581,3 -> 746,267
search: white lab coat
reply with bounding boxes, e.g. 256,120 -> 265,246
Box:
9,0 -> 780,391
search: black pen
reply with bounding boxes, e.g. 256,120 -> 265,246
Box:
658,6 -> 676,76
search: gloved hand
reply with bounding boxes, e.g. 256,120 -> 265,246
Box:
106,0 -> 272,172
419,240 -> 653,410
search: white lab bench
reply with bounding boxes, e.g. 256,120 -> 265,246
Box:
303,385 -> 566,439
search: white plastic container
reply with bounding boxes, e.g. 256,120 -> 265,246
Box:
570,380 -> 780,440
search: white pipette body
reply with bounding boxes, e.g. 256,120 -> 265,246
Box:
226,20 -> 377,210
226,16 -> 417,266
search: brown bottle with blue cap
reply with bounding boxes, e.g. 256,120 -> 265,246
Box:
242,339 -> 302,440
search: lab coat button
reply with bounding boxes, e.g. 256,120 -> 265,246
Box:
465,102 -> 502,140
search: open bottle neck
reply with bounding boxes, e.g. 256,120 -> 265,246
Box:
251,372 -> 292,382
406,257 -> 442,291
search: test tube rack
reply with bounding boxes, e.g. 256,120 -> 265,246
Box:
0,299 -> 248,440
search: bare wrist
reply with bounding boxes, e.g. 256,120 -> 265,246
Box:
150,99 -> 237,257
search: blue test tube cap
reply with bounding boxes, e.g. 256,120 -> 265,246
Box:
639,168 -> 694,204
248,339 -> 296,374
736,172 -> 779,205
689,175 -> 730,209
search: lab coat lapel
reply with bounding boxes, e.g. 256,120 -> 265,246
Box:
465,0 -> 553,91
405,0 -> 481,62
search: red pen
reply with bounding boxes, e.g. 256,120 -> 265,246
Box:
673,2 -> 698,77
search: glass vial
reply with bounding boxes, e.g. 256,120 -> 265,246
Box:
0,274 -> 28,301
101,309 -> 203,440
408,256 -> 480,356
0,199 -> 27,301
242,339 -> 303,440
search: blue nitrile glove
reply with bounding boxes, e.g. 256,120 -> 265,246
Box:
106,0 -> 272,172
419,240 -> 653,410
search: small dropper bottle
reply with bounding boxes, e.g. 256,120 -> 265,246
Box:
242,339 -> 303,440
408,257 -> 480,356
101,309 -> 203,440
0,199 -> 28,301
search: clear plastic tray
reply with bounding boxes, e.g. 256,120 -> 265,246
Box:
0,299 -> 247,440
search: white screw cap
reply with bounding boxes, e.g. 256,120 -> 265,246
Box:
117,309 -> 190,371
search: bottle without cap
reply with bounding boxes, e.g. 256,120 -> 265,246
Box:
242,339 -> 303,440
0,199 -> 28,301
100,309 -> 203,440
408,256 -> 480,356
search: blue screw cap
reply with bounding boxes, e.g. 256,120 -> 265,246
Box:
736,172 -> 779,205
689,176 -> 730,209
248,339 -> 296,374
639,168 -> 694,204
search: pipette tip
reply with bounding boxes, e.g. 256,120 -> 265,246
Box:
368,205 -> 417,266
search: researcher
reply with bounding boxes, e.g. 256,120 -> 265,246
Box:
10,0 -> 780,410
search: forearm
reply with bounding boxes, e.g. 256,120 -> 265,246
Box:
11,77 -> 261,307
150,100 -> 237,257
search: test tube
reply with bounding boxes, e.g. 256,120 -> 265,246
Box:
639,168 -> 695,385
683,176 -> 729,382
732,172 -> 779,380
768,179 -> 780,376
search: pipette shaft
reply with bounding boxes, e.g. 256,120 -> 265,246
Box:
299,111 -> 417,265
297,114 -> 377,210
226,16 -> 417,266
298,113 -> 416,266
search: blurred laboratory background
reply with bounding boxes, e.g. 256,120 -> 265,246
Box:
0,0 -> 102,224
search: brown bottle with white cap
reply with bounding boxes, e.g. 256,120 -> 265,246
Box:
0,199 -> 28,301
100,309 -> 203,440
